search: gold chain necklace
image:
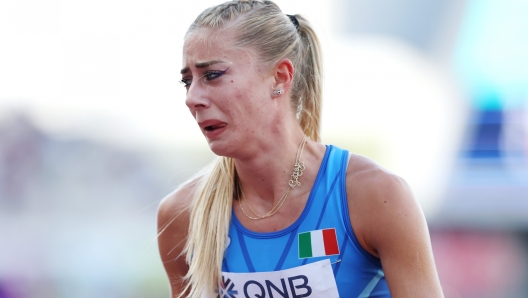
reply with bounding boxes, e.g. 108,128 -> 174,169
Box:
239,135 -> 308,220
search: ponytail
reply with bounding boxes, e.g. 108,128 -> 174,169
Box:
291,14 -> 323,142
181,157 -> 235,297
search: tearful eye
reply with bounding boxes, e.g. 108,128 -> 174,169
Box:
180,78 -> 192,89
202,68 -> 229,81
179,66 -> 230,90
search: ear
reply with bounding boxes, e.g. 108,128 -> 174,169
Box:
272,58 -> 294,96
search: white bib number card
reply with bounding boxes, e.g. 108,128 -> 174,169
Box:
218,259 -> 339,298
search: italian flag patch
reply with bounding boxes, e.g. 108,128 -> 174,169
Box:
298,228 -> 340,259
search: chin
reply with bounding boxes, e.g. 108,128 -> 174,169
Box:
206,139 -> 234,158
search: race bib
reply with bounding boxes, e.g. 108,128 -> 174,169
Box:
218,259 -> 339,298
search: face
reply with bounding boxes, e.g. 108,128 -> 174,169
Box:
181,29 -> 277,157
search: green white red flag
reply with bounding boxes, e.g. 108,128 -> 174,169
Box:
298,228 -> 339,259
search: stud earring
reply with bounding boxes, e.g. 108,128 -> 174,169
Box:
273,89 -> 283,96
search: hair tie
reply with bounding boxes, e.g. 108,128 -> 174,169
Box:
286,14 -> 300,31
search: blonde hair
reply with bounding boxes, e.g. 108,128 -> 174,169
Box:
180,1 -> 323,296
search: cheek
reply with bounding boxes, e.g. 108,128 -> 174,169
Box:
188,107 -> 197,118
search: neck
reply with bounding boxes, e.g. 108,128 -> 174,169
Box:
234,127 -> 308,206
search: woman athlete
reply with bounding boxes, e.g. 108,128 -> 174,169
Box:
157,1 -> 444,297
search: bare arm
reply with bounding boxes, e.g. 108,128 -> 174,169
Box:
347,155 -> 444,297
157,184 -> 195,297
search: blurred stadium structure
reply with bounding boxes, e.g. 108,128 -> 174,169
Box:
0,114 -> 216,297
1,0 -> 527,297
0,114 -> 173,297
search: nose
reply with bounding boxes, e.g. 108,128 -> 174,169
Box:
185,82 -> 210,111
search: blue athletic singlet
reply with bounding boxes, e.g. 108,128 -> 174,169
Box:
222,145 -> 391,297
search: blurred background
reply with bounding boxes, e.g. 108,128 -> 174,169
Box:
0,0 -> 527,297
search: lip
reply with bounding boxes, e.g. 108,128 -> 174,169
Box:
198,119 -> 228,139
198,119 -> 226,129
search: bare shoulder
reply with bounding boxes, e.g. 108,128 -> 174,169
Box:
345,153 -> 412,203
157,179 -> 200,296
158,180 -> 197,227
345,154 -> 416,225
345,153 -> 444,297
345,153 -> 426,256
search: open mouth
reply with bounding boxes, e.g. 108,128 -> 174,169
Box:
204,123 -> 227,131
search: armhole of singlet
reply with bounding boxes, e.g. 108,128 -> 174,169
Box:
340,150 -> 382,266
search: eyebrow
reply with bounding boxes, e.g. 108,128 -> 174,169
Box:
180,60 -> 227,74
